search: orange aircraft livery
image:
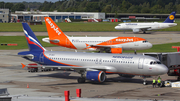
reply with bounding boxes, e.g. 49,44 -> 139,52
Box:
43,17 -> 152,53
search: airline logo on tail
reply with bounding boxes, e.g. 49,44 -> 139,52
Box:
169,15 -> 174,20
46,18 -> 61,35
22,23 -> 46,52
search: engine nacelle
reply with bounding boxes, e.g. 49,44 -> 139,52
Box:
110,48 -> 123,54
119,74 -> 135,78
133,28 -> 140,33
87,48 -> 96,51
86,71 -> 106,82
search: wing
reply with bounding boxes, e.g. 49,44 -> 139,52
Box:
132,27 -> 151,33
87,44 -> 123,53
22,63 -> 117,72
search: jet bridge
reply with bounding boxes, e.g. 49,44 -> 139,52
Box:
143,52 -> 180,80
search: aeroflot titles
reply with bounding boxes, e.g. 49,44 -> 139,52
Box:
116,38 -> 133,42
46,18 -> 61,35
113,56 -> 133,59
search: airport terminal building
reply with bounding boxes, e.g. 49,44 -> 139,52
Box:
11,11 -> 105,22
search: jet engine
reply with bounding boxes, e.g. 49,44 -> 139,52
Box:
110,48 -> 123,54
105,48 -> 123,54
86,71 -> 106,82
119,74 -> 135,78
133,28 -> 140,33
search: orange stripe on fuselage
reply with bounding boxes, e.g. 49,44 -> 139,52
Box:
44,17 -> 77,49
97,37 -> 145,46
85,37 -> 145,50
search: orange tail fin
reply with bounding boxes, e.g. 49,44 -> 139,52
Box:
44,17 -> 66,40
44,17 -> 76,49
21,63 -> 26,69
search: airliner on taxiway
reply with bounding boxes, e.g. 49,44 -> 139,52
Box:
18,23 -> 168,84
115,11 -> 177,33
42,17 -> 152,54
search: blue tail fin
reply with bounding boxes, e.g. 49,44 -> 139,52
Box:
22,23 -> 46,52
163,11 -> 176,23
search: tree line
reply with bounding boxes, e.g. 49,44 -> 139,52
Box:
1,0 -> 180,14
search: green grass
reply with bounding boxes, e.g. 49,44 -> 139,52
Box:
0,22 -> 119,32
0,20 -> 180,32
0,36 -> 179,53
0,36 -> 56,50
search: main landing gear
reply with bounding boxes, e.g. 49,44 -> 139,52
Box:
77,70 -> 86,83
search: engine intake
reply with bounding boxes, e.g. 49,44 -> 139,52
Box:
86,71 -> 106,82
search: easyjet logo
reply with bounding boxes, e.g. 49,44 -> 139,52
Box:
116,38 -> 133,42
46,18 -> 61,35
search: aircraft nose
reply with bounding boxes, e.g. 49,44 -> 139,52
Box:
159,65 -> 168,75
115,26 -> 119,29
148,43 -> 153,48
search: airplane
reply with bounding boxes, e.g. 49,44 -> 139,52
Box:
42,17 -> 152,54
115,11 -> 177,33
18,23 -> 168,84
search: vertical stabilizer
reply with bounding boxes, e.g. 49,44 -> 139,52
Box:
44,17 -> 76,49
163,11 -> 176,23
22,23 -> 46,52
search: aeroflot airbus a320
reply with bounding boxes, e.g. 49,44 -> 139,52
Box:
115,11 -> 177,33
18,23 -> 168,84
42,17 -> 152,54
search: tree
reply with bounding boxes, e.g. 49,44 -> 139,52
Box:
5,3 -> 13,9
103,5 -> 111,13
11,3 -> 25,12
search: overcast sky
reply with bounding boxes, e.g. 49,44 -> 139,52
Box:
0,0 -> 59,2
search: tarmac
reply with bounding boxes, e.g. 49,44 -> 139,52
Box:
0,31 -> 180,101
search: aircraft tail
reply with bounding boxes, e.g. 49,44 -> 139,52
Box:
163,11 -> 176,23
44,17 -> 76,49
22,23 -> 46,52
44,17 -> 68,40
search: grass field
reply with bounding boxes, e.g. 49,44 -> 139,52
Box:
0,20 -> 180,32
0,36 -> 179,53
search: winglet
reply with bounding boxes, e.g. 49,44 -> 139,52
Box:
21,63 -> 26,69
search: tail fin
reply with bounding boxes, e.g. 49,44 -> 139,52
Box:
163,11 -> 176,23
22,23 -> 46,52
44,17 -> 76,49
44,17 -> 68,40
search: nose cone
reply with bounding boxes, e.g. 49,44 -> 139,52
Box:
159,65 -> 168,75
115,26 -> 119,30
148,43 -> 153,48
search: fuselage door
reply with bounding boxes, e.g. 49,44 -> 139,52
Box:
134,38 -> 139,46
138,58 -> 144,69
39,52 -> 44,63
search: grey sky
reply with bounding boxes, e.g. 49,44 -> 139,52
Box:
0,0 -> 59,3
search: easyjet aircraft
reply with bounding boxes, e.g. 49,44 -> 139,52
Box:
42,17 -> 152,54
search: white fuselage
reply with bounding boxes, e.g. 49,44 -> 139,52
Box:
115,22 -> 177,31
41,51 -> 168,76
43,37 -> 152,51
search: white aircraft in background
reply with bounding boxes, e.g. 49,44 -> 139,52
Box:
19,23 -> 168,84
42,17 -> 152,54
115,11 -> 177,33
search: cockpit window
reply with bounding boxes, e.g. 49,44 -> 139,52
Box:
150,61 -> 161,65
143,40 -> 148,43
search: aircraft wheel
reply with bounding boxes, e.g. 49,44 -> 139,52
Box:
77,78 -> 86,83
143,81 -> 147,85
